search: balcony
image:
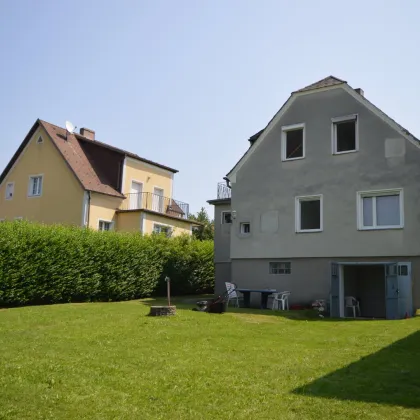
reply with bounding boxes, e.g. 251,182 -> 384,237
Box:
217,182 -> 231,199
120,192 -> 190,219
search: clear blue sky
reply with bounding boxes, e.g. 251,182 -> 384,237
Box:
1,1 -> 420,216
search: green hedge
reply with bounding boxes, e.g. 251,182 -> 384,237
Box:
0,221 -> 214,306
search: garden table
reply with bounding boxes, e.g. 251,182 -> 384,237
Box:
236,288 -> 277,309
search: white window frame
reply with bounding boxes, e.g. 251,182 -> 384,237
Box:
240,222 -> 251,235
281,123 -> 306,162
357,188 -> 404,230
269,262 -> 291,275
153,223 -> 173,237
5,182 -> 14,200
98,219 -> 114,231
28,175 -> 43,197
14,217 -> 23,221
331,114 -> 358,155
295,194 -> 323,233
221,211 -> 232,224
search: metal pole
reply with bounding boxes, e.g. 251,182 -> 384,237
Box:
165,276 -> 171,306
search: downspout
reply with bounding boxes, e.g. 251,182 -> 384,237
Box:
87,191 -> 91,228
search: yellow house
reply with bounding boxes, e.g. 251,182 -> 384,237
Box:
0,119 -> 198,236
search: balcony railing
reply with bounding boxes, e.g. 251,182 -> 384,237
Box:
120,192 -> 190,219
217,182 -> 231,199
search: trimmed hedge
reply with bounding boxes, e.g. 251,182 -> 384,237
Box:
0,221 -> 214,306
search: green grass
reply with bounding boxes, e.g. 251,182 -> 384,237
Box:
0,298 -> 419,419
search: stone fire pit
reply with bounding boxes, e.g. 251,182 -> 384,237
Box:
149,306 -> 176,316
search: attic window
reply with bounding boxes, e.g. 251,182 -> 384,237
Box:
36,136 -> 43,144
281,123 -> 305,161
332,115 -> 358,154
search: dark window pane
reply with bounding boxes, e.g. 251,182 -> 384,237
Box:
286,129 -> 303,159
300,200 -> 321,230
336,121 -> 356,152
223,212 -> 232,224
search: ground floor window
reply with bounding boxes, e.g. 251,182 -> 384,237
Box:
98,220 -> 113,231
269,262 -> 291,274
295,195 -> 323,232
357,189 -> 403,230
153,224 -> 172,237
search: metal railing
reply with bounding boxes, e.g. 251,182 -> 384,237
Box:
217,182 -> 231,199
120,192 -> 190,219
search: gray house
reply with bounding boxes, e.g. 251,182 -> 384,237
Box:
208,76 -> 420,319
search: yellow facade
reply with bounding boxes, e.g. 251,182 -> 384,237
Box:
116,211 -> 193,236
0,127 -> 84,224
143,212 -> 192,236
123,157 -> 173,198
88,193 -> 123,230
0,124 -> 194,235
116,211 -> 141,232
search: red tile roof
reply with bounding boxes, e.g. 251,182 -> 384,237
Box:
0,120 -> 178,198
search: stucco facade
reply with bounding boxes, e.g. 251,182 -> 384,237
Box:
0,119 -> 196,235
0,126 -> 84,224
209,77 -> 420,316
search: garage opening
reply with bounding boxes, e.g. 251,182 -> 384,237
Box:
343,265 -> 386,318
330,261 -> 413,320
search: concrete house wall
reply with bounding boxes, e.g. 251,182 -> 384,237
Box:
221,86 -> 420,308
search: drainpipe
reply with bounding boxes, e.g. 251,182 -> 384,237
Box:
87,191 -> 91,228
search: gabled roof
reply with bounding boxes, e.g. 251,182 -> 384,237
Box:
0,119 -> 178,198
294,75 -> 346,93
227,75 -> 420,182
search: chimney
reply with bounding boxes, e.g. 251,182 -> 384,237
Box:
80,127 -> 95,140
355,88 -> 364,96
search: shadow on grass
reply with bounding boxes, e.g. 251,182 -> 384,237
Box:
293,330 -> 420,408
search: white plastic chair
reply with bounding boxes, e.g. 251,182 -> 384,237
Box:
225,282 -> 242,308
271,291 -> 291,310
345,296 -> 361,318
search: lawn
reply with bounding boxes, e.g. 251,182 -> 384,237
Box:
0,298 -> 419,419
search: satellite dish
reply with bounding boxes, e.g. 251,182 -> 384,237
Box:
65,121 -> 76,134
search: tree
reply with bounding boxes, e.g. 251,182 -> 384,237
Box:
189,207 -> 214,241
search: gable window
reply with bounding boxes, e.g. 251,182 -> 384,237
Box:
221,211 -> 232,224
332,115 -> 358,154
240,222 -> 250,234
98,220 -> 113,231
357,189 -> 403,230
153,224 -> 172,237
28,175 -> 43,197
281,123 -> 305,161
36,136 -> 43,144
5,182 -> 14,200
296,195 -> 323,233
269,262 -> 291,275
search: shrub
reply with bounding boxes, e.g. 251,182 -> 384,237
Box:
0,221 -> 214,306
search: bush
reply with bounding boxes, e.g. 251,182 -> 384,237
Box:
0,221 -> 214,306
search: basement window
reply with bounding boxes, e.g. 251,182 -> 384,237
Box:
332,115 -> 357,154
281,123 -> 305,161
240,222 -> 250,234
296,195 -> 323,233
269,262 -> 291,275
